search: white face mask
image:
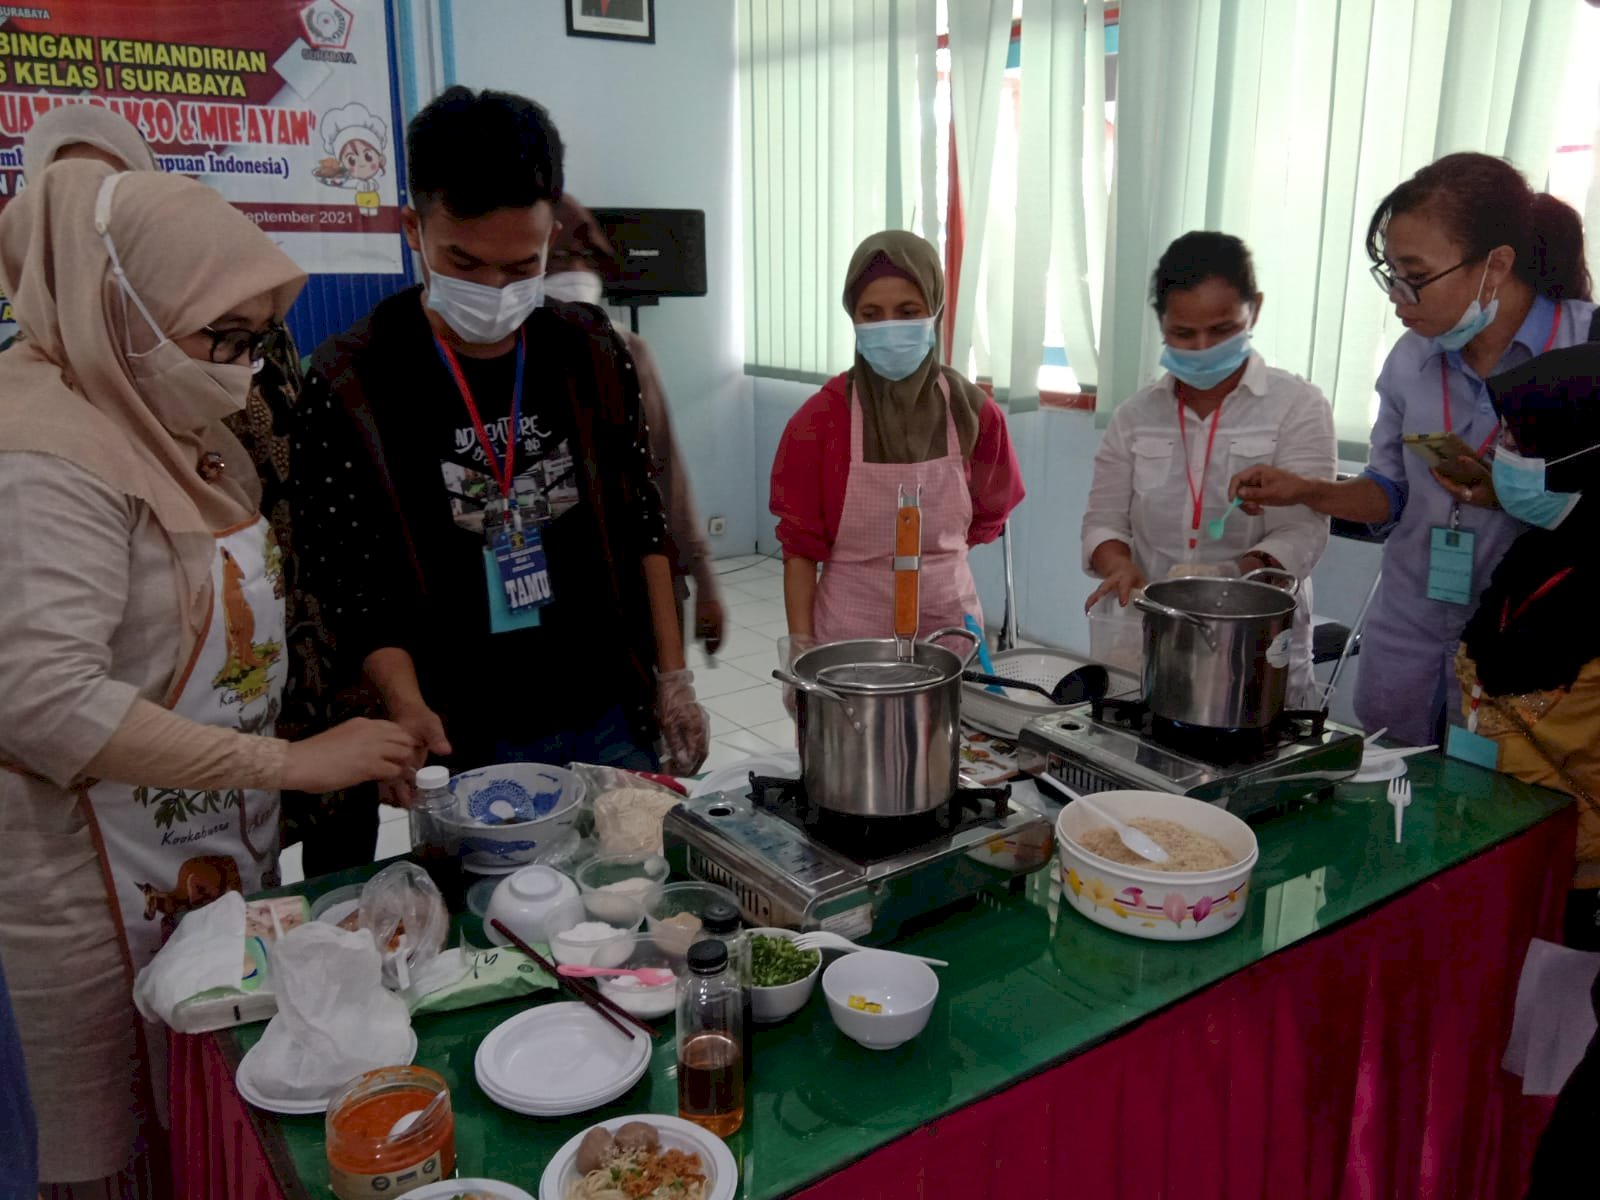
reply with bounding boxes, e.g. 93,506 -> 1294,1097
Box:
96,173 -> 256,433
421,228 -> 545,344
542,270 -> 605,306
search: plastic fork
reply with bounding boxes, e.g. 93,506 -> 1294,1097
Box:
1388,777 -> 1412,843
791,930 -> 948,967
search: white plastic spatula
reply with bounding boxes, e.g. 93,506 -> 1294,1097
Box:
1073,795 -> 1170,865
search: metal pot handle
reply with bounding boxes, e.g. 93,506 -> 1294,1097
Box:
1131,593 -> 1219,652
772,669 -> 863,731
1242,565 -> 1301,596
922,625 -> 982,669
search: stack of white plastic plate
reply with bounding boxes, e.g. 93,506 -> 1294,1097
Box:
474,1002 -> 651,1116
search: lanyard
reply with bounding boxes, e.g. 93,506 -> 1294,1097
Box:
435,331 -> 527,496
1500,566 -> 1574,632
1175,394 -> 1225,550
1440,304 -> 1562,458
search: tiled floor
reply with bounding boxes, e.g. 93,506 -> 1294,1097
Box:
279,553 -> 792,886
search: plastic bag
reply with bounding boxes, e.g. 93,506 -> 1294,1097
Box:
249,922 -> 412,1100
405,945 -> 557,1016
357,862 -> 449,991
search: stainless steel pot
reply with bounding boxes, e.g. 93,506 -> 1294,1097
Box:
1131,571 -> 1298,730
775,627 -> 980,817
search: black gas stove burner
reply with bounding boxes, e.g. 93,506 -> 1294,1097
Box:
745,774 -> 1013,863
1086,698 -> 1329,765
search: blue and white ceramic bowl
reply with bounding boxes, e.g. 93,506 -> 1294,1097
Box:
438,763 -> 585,872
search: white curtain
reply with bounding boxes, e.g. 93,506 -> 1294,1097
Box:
1097,0 -> 1581,447
1006,0 -> 1109,409
944,0 -> 1014,384
738,0 -> 939,376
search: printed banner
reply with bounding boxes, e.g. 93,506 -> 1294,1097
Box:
0,0 -> 403,293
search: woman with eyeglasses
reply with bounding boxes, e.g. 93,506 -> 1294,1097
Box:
0,161 -> 417,1197
1231,153 -> 1594,746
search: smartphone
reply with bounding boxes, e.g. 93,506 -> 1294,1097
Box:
1403,432 -> 1485,484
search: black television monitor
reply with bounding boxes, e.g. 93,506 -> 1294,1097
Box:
589,208 -> 707,300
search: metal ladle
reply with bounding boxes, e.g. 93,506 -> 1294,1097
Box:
960,665 -> 1110,705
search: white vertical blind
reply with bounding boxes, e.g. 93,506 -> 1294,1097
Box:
1097,0 -> 1581,446
738,0 -> 939,376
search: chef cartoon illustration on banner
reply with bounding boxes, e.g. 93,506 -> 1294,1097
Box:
314,101 -> 388,217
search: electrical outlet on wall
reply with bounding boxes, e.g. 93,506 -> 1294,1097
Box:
707,516 -> 727,536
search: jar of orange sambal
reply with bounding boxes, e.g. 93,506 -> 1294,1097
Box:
324,1065 -> 456,1198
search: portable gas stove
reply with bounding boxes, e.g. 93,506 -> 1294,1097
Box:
664,775 -> 1054,942
1016,696 -> 1363,819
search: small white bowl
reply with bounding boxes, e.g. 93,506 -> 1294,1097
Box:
1054,790 -> 1258,942
576,852 -> 670,924
547,897 -> 641,969
821,951 -> 939,1050
436,763 -> 585,872
748,928 -> 821,1024
484,865 -> 580,948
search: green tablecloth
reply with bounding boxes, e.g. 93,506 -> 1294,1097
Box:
224,755 -> 1569,1198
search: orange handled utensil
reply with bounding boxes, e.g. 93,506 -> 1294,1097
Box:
894,485 -> 922,662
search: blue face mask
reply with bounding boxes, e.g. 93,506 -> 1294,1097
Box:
1160,331 -> 1252,390
1433,262 -> 1498,353
856,317 -> 937,381
1491,443 -> 1589,530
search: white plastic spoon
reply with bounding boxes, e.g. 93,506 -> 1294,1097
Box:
1073,795 -> 1170,865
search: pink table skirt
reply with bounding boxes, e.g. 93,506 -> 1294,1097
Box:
174,811 -> 1574,1200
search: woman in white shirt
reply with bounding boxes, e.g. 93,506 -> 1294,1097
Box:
1082,231 -> 1337,707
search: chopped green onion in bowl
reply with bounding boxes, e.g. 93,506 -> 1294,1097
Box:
751,935 -> 820,988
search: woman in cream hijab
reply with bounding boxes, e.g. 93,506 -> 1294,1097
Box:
0,161 -> 416,1195
21,100 -> 160,178
769,230 -> 1025,659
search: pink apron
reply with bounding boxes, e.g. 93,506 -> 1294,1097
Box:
813,377 -> 981,642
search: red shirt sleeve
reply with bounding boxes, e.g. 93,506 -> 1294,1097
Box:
769,376 -> 851,561
966,398 -> 1025,546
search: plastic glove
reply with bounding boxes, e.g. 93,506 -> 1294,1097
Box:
655,669 -> 709,776
777,634 -> 817,718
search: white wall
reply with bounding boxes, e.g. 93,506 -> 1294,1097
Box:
754,385 -> 1383,725
447,0 -> 757,555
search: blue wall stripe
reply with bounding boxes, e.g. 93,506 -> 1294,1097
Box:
438,0 -> 458,86
284,0 -> 418,358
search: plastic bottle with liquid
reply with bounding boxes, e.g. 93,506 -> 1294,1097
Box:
677,939 -> 745,1136
701,901 -> 753,1080
410,766 -> 463,909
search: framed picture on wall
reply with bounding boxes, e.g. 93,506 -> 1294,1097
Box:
566,0 -> 655,44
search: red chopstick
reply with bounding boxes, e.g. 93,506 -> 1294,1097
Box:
489,919 -> 658,1039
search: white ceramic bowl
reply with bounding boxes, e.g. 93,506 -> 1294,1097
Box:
576,852 -> 670,923
484,865 -> 580,947
539,1113 -> 738,1200
547,896 -> 641,969
1054,790 -> 1258,942
747,927 -> 821,1023
821,951 -> 939,1050
436,763 -> 585,871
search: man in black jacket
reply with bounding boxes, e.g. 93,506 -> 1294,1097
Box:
291,87 -> 707,800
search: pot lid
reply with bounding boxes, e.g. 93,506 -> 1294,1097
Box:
813,660 -> 947,691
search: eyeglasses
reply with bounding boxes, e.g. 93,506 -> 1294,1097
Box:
201,321 -> 283,367
1368,258 -> 1473,306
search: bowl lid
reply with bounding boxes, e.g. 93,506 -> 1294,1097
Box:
505,865 -> 573,904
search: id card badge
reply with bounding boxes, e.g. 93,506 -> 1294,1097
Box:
1426,525 -> 1475,605
484,520 -> 552,634
1445,724 -> 1501,770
